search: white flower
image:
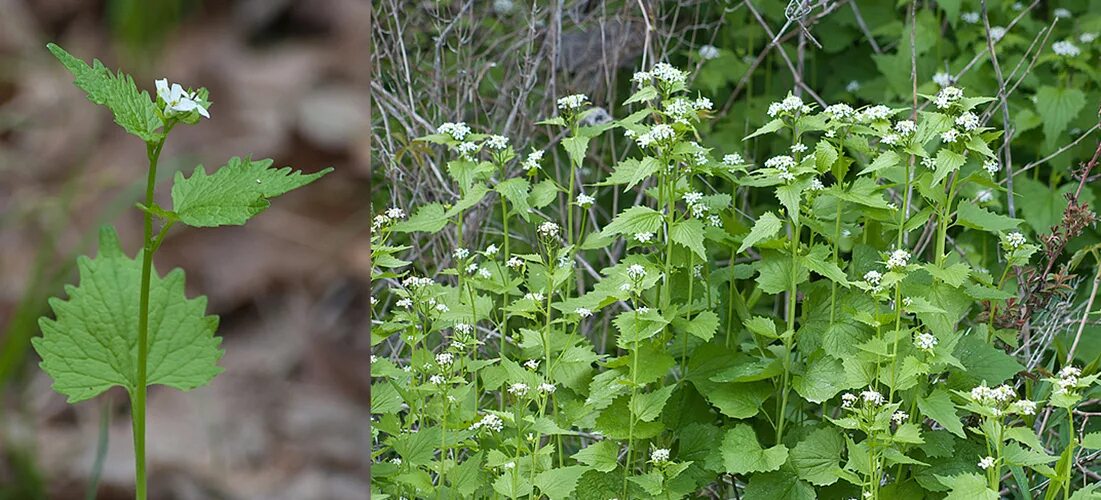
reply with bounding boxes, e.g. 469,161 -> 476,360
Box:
396,298 -> 413,309
454,323 -> 474,334
524,292 -> 545,301
1054,8 -> 1072,19
651,62 -> 687,86
934,86 -> 964,109
1005,232 -> 1026,249
861,390 -> 884,405
1013,400 -> 1037,415
538,221 -> 561,239
627,264 -> 647,280
809,178 -> 825,191
502,461 -> 515,469
576,193 -> 595,207
722,153 -> 744,166
631,71 -> 652,86
1060,366 -> 1082,378
507,256 -> 524,269
471,413 -> 504,432
636,124 -> 676,148
385,207 -> 405,220
791,143 -> 808,154
989,26 -> 1007,42
914,332 -> 938,351
435,303 -> 450,313
881,133 -> 900,146
858,104 -> 892,122
1053,40 -> 1081,57
845,80 -> 861,93
708,214 -> 722,227
841,393 -> 858,408
983,160 -> 999,176
575,307 -> 592,318
824,103 -> 855,119
466,262 -> 481,275
956,112 -> 980,131
699,44 -> 720,60
1080,33 -> 1098,44
886,249 -> 911,270
524,359 -> 540,370
693,97 -> 713,111
436,352 -> 454,366
864,270 -> 883,285
454,248 -> 470,260
683,192 -> 704,205
522,149 -> 544,171
457,141 -> 479,158
940,129 -> 960,143
429,374 -> 446,384
978,456 -> 996,470
933,72 -> 953,87
508,383 -> 530,396
486,135 -> 510,150
895,120 -> 917,135
438,122 -> 471,141
767,94 -> 805,117
634,232 -> 654,243
557,94 -> 589,111
484,244 -> 499,257
892,411 -> 909,424
765,155 -> 797,170
651,448 -> 671,462
887,202 -> 898,211
538,382 -> 557,393
961,11 -> 980,24
976,189 -> 994,203
155,79 -> 210,118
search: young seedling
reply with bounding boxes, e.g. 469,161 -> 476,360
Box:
32,44 -> 332,499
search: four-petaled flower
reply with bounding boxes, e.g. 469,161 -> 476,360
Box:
156,79 -> 210,118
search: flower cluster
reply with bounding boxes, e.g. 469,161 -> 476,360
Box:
634,124 -> 676,148
557,94 -> 589,111
767,94 -> 810,118
1052,40 -> 1081,57
886,249 -> 911,270
372,207 -> 407,230
470,413 -> 504,432
439,121 -> 471,141
934,86 -> 964,110
914,332 -> 938,351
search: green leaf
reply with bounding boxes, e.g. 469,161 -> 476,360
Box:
598,157 -> 662,190
756,255 -> 808,295
674,310 -> 720,341
738,211 -> 783,253
931,149 -> 966,187
745,118 -> 785,140
449,452 -> 484,497
47,43 -> 163,142
801,245 -> 849,287
1083,432 -> 1101,450
601,206 -> 663,238
722,424 -> 788,474
918,388 -> 966,438
572,441 -> 620,472
789,427 -> 845,486
859,150 -> 901,175
33,227 -> 222,403
671,218 -> 707,259
1035,85 -> 1086,151
950,334 -> 1023,386
815,141 -> 838,172
743,469 -> 815,500
937,473 -> 998,500
775,183 -> 803,224
562,136 -> 591,168
955,203 -> 1022,233
171,157 -> 332,227
793,354 -> 849,403
535,466 -> 587,500
392,203 -> 448,233
495,177 -> 532,221
630,384 -> 676,422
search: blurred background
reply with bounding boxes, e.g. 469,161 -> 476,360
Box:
1,0 -> 373,498
4,0 -> 1101,498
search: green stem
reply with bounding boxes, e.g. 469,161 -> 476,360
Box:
133,137 -> 166,500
